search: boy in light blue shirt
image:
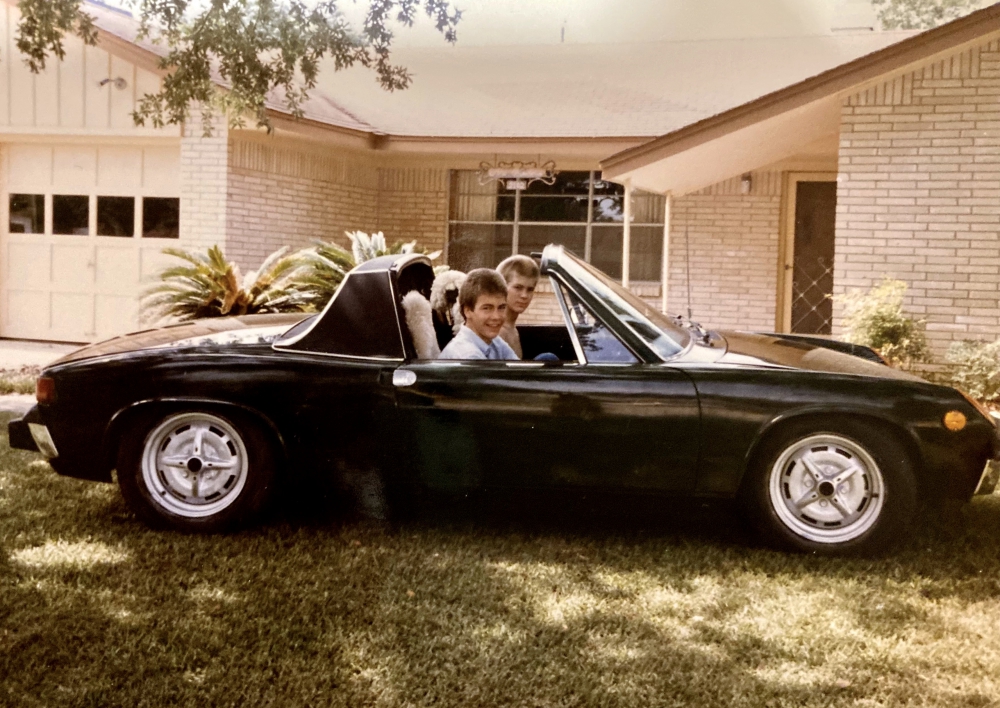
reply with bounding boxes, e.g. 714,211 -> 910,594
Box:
439,269 -> 519,360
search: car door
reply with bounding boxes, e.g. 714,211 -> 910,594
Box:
392,288 -> 700,496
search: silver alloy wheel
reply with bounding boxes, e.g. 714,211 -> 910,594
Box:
768,433 -> 885,544
140,412 -> 249,518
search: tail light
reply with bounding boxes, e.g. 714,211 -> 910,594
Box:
36,377 -> 56,405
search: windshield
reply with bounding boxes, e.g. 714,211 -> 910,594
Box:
559,252 -> 690,359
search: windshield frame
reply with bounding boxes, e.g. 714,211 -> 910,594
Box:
543,246 -> 691,361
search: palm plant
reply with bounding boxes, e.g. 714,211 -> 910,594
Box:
288,231 -> 441,310
141,245 -> 312,322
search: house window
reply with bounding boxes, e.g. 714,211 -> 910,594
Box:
97,196 -> 135,237
9,194 -> 44,233
142,197 -> 180,239
448,170 -> 664,281
52,195 -> 90,235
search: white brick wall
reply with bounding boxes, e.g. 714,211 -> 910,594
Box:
835,37 -> 1000,355
225,137 -> 379,266
222,137 -> 449,269
180,122 -> 229,251
667,172 -> 781,331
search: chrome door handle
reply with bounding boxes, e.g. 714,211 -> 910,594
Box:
393,370 -> 417,387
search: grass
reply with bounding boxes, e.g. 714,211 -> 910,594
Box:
0,366 -> 39,396
2,414 -> 1000,707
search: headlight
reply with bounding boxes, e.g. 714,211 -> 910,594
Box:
958,389 -> 996,427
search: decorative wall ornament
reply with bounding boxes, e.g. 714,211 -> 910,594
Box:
478,160 -> 557,190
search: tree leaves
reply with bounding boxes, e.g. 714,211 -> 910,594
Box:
13,0 -> 459,133
15,0 -> 97,72
871,0 -> 982,30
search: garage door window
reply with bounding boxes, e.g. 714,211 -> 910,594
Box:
142,197 -> 179,239
9,194 -> 44,233
53,195 -> 90,235
97,196 -> 135,237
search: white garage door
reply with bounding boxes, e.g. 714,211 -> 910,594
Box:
1,143 -> 180,342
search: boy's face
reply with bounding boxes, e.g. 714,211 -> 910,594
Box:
506,273 -> 538,316
463,293 -> 507,342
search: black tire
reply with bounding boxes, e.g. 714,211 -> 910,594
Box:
741,418 -> 917,556
116,408 -> 277,532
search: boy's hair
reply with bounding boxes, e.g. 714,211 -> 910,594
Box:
497,254 -> 540,283
459,269 -> 509,314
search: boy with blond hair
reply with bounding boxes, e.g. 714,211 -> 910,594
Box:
496,254 -> 540,359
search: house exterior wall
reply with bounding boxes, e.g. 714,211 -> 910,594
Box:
667,171 -> 782,331
224,135 -> 379,266
0,3 -> 176,137
376,168 -> 449,254
223,137 -> 449,269
181,124 -> 230,252
517,171 -> 782,330
835,37 -> 1000,355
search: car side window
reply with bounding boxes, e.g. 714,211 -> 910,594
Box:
557,284 -> 639,364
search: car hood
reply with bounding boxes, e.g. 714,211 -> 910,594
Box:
715,331 -> 924,382
49,313 -> 312,367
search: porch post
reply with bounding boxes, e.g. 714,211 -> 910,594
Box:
661,192 -> 672,314
622,181 -> 632,287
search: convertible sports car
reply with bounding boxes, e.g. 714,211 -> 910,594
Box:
9,245 -> 1000,555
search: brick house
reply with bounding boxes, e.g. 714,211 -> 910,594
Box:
603,5 -> 1000,356
0,0 -> 996,352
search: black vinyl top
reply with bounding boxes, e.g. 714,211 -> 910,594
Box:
274,252 -> 433,360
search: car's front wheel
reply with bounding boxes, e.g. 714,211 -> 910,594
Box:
117,409 -> 276,532
743,420 -> 917,555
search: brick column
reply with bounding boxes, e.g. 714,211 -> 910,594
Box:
180,121 -> 230,253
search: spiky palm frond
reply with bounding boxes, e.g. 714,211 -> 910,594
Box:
141,245 -> 312,323
285,231 -> 443,311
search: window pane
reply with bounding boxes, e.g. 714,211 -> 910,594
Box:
629,226 -> 663,282
451,169 -> 499,196
632,193 -> 665,224
592,175 -> 624,197
143,197 -> 180,239
591,225 -> 623,279
558,283 -> 638,364
521,171 -> 591,196
97,196 -> 135,237
593,195 -> 623,223
519,195 -> 588,222
449,195 -> 514,222
518,225 -> 586,260
9,194 -> 44,233
447,224 -> 513,272
52,195 -> 89,235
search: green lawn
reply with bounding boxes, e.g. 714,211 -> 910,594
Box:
2,414 -> 1000,707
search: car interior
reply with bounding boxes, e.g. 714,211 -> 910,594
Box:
395,259 -> 578,363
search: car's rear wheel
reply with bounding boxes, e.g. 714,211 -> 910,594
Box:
117,410 -> 276,532
743,420 -> 917,555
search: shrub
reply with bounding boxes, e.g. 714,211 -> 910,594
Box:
838,277 -> 930,368
944,339 -> 1000,403
287,231 -> 441,310
141,245 -> 311,322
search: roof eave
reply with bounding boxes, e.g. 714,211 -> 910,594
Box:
601,3 -> 1000,181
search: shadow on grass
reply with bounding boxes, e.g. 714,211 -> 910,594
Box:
3,429 -> 1000,706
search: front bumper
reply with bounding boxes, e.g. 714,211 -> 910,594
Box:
976,459 -> 1000,495
974,418 -> 1000,496
8,406 -> 59,458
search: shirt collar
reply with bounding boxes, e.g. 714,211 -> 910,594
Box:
459,325 -> 492,356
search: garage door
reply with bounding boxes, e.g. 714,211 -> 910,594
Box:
1,143 -> 180,342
